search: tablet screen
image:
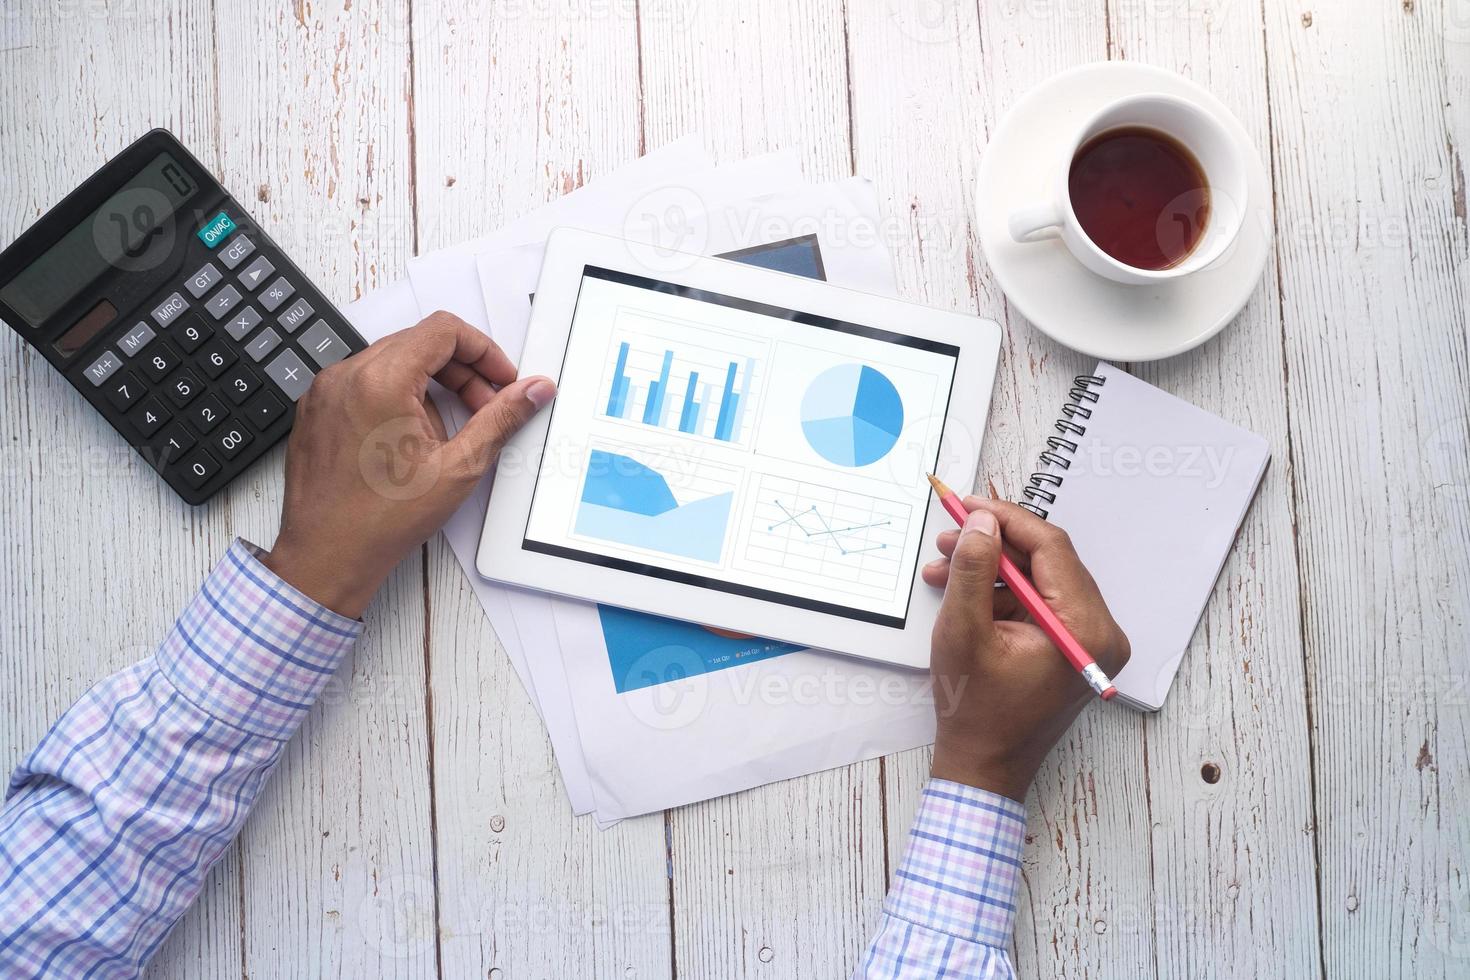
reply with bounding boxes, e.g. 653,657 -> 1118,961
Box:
521,266 -> 960,628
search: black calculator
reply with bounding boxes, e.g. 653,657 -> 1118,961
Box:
0,129 -> 368,505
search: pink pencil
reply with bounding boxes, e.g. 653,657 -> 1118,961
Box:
927,474 -> 1117,701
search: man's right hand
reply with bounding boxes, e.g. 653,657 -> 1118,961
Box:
923,498 -> 1131,801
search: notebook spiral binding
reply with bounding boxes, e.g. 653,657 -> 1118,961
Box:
1019,373 -> 1108,520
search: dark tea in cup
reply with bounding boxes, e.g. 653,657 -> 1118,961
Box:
1067,126 -> 1209,271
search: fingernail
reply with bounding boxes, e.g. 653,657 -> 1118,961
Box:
962,510 -> 997,536
526,379 -> 557,409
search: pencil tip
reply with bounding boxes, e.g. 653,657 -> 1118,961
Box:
926,473 -> 948,494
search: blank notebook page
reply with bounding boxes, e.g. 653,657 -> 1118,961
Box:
1038,362 -> 1270,710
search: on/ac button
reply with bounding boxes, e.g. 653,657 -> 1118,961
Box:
196,211 -> 236,248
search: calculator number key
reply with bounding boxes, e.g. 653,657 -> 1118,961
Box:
188,393 -> 228,434
154,422 -> 196,465
185,263 -> 223,299
221,364 -> 261,405
164,369 -> 204,407
173,314 -> 214,353
179,448 -> 221,489
197,337 -> 238,379
142,342 -> 181,382
212,421 -> 254,461
103,372 -> 144,412
129,397 -> 172,439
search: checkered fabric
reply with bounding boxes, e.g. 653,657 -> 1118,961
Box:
856,780 -> 1026,979
0,540 -> 359,978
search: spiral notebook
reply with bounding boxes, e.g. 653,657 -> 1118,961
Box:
1019,363 -> 1270,711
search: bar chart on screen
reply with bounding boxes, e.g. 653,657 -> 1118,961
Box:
601,309 -> 768,447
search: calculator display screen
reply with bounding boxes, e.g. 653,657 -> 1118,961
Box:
0,153 -> 198,329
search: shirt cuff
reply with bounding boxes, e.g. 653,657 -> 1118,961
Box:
155,539 -> 363,740
884,778 -> 1027,950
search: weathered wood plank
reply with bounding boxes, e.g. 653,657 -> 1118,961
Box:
638,0 -> 852,177
1105,4 -> 1323,977
1261,1 -> 1470,977
0,4 -> 244,978
410,3 -> 671,976
207,2 -> 431,976
637,2 -> 889,976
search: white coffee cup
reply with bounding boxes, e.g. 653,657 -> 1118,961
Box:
1007,93 -> 1247,285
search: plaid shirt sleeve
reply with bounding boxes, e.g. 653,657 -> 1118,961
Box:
855,779 -> 1027,979
0,540 -> 360,979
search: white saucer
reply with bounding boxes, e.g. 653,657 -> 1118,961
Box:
975,62 -> 1272,361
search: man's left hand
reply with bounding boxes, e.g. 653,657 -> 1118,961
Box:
261,311 -> 556,617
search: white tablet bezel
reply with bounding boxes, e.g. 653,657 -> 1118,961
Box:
476,227 -> 1001,670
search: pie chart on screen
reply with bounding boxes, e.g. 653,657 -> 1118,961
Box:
799,363 -> 904,467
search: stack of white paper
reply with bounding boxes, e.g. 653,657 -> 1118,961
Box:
342,138 -> 939,826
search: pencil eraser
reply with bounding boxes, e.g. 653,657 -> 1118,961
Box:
1101,686 -> 1118,701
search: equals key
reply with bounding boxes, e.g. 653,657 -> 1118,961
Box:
298,320 -> 348,368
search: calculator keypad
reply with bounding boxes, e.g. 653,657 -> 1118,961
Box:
136,220 -> 363,498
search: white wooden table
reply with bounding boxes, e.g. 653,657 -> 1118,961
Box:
2,2 -> 1466,977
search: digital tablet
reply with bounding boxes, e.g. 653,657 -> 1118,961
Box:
477,228 -> 1001,669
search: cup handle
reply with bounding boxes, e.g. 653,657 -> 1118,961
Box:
1008,202 -> 1064,243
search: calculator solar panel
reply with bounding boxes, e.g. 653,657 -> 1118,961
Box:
0,129 -> 368,504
